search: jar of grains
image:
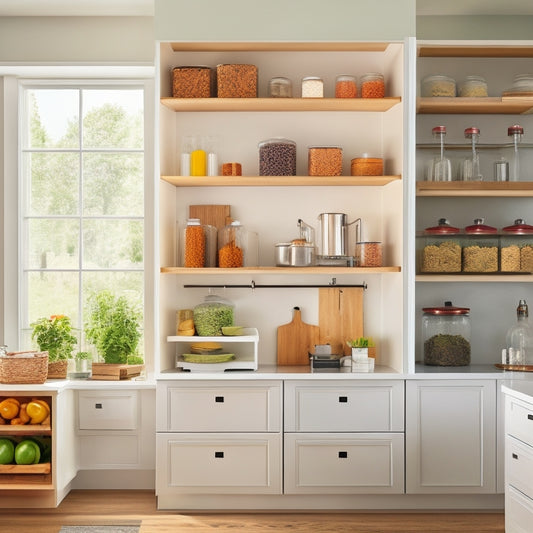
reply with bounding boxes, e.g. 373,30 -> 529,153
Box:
193,290 -> 234,336
501,219 -> 533,273
462,218 -> 498,273
301,76 -> 324,97
258,138 -> 297,176
421,74 -> 456,97
355,241 -> 383,267
458,75 -> 488,97
180,218 -> 217,268
308,146 -> 343,176
350,156 -> 384,176
418,218 -> 462,273
269,76 -> 292,98
360,73 -> 385,98
422,301 -> 471,366
218,220 -> 246,268
335,75 -> 357,98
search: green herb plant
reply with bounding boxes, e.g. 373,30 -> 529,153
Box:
346,336 -> 375,348
84,290 -> 142,365
31,314 -> 77,362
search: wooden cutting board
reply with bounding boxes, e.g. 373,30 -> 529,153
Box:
319,287 -> 364,356
277,307 -> 320,366
189,204 -> 231,230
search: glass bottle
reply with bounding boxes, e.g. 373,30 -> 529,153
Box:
427,126 -> 451,181
505,299 -> 533,366
180,135 -> 193,176
190,136 -> 206,176
508,124 -> 524,182
461,127 -> 482,181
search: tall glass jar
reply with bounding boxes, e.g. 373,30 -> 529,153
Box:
508,124 -> 524,182
422,301 -> 471,366
179,218 -> 217,268
461,127 -> 482,181
427,126 -> 451,182
193,290 -> 234,336
218,220 -> 246,268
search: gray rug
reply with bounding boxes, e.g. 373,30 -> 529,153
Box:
59,527 -> 139,533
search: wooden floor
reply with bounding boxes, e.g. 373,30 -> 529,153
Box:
0,490 -> 505,533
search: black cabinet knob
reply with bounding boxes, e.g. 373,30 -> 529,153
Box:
215,396 -> 224,403
339,396 -> 348,403
215,451 -> 224,458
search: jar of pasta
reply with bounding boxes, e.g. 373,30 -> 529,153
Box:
501,219 -> 533,273
462,218 -> 498,273
218,221 -> 246,268
180,219 -> 217,268
421,74 -> 456,97
458,76 -> 488,97
417,218 -> 462,273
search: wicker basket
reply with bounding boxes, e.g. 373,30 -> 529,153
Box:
47,359 -> 68,379
0,351 -> 49,384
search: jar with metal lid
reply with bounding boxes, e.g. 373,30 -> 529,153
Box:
421,74 -> 456,97
335,75 -> 357,98
218,220 -> 246,268
422,301 -> 471,366
417,218 -> 462,273
458,76 -> 488,97
269,76 -> 292,98
501,219 -> 533,273
301,76 -> 323,98
503,74 -> 533,96
193,289 -> 234,336
360,73 -> 385,98
508,124 -> 524,182
179,218 -> 217,268
462,218 -> 498,272
258,138 -> 296,176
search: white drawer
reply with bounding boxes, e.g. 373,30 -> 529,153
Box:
507,435 -> 533,499
284,380 -> 404,432
78,434 -> 140,468
507,396 -> 533,447
156,433 -> 282,494
78,390 -> 138,430
284,432 -> 404,494
506,485 -> 533,533
157,381 -> 281,432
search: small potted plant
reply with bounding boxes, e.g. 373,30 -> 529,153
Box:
31,314 -> 77,379
69,350 -> 92,379
346,336 -> 376,359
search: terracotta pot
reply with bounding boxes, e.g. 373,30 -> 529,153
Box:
47,359 -> 68,379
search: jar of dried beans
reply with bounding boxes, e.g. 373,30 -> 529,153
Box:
180,219 -> 217,268
218,221 -> 246,268
501,219 -> 533,273
418,218 -> 462,273
462,218 -> 498,273
335,75 -> 357,98
360,73 -> 385,98
258,138 -> 297,176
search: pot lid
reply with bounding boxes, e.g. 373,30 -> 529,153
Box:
502,218 -> 533,234
423,301 -> 470,315
424,218 -> 460,235
464,218 -> 497,234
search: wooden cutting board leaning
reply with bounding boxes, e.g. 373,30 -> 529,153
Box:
277,307 -> 320,365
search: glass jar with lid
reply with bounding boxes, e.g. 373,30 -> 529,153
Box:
501,219 -> 533,273
417,218 -> 462,273
458,76 -> 488,97
462,218 -> 498,273
421,74 -> 456,97
422,301 -> 471,366
360,73 -> 385,98
258,137 -> 297,176
218,220 -> 246,268
193,289 -> 234,336
335,75 -> 357,98
179,218 -> 217,268
503,74 -> 533,96
508,124 -> 524,182
269,76 -> 292,98
301,77 -> 323,97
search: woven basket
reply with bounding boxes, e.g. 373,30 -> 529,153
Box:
47,359 -> 68,379
0,351 -> 49,384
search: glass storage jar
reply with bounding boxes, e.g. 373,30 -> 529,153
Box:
335,75 -> 357,98
193,290 -> 234,336
360,73 -> 385,98
350,156 -> 384,176
179,218 -> 217,268
422,301 -> 471,366
462,218 -> 498,273
501,219 -> 533,273
308,146 -> 343,176
301,76 -> 323,97
417,218 -> 462,273
421,74 -> 456,97
269,76 -> 292,97
258,138 -> 297,176
218,220 -> 246,268
503,74 -> 533,96
458,75 -> 488,97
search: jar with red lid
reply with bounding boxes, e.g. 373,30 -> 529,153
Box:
501,218 -> 533,272
422,301 -> 471,366
462,218 -> 498,273
417,218 -> 462,273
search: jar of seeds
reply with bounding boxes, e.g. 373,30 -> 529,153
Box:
193,290 -> 234,336
258,138 -> 297,176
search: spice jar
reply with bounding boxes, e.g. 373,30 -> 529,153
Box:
421,74 -> 456,97
360,73 -> 385,98
501,219 -> 533,273
269,76 -> 292,98
458,76 -> 488,97
422,301 -> 471,366
301,77 -> 324,98
418,218 -> 462,273
180,219 -> 217,268
350,156 -> 384,176
258,138 -> 296,176
335,75 -> 357,98
218,220 -> 246,268
462,219 -> 498,273
193,290 -> 234,336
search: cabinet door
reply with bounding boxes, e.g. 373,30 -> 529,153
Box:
506,485 -> 533,533
406,379 -> 496,494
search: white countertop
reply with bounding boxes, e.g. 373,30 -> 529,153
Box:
502,380 -> 533,404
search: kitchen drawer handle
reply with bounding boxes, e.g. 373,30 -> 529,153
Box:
339,396 -> 348,403
95,403 -> 103,409
215,396 -> 224,403
215,451 -> 224,458
338,451 -> 348,458
528,414 -> 533,420
512,453 -> 519,460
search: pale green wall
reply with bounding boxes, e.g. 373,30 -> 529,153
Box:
155,0 -> 416,42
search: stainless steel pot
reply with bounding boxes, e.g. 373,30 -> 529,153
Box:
275,243 -> 291,266
317,213 -> 360,257
289,243 -> 316,266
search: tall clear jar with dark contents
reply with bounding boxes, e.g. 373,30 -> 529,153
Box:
422,301 -> 471,366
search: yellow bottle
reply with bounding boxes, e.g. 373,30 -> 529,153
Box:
191,149 -> 206,176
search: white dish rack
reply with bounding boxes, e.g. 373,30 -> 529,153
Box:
169,327 -> 259,372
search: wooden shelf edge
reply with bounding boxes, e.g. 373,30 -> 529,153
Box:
161,266 -> 401,275
169,42 -> 392,52
417,97 -> 533,115
418,44 -> 533,58
0,426 -> 51,436
416,181 -> 533,197
162,175 -> 401,187
416,274 -> 533,282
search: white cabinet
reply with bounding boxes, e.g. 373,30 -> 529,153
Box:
284,380 -> 405,494
406,380 -> 497,494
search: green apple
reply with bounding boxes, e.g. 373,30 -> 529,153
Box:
14,440 -> 40,465
0,438 -> 15,464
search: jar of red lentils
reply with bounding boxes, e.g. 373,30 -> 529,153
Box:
218,220 -> 246,268
360,73 -> 385,98
180,219 -> 217,268
335,75 -> 357,98
350,156 -> 384,176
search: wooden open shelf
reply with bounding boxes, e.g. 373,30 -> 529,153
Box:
418,44 -> 533,58
161,266 -> 401,275
417,274 -> 533,283
417,97 -> 533,115
0,424 -> 51,436
416,181 -> 533,197
170,42 -> 392,52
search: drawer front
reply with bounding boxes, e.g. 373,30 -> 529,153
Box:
157,381 -> 281,432
284,380 -> 404,432
507,396 -> 533,447
156,433 -> 282,494
78,390 -> 138,430
507,435 -> 533,499
284,432 -> 404,494
506,485 -> 533,533
78,434 -> 140,468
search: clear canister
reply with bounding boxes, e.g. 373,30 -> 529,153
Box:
180,218 -> 217,268
421,74 -> 456,97
462,218 -> 498,273
350,156 -> 384,176
422,301 -> 471,366
301,76 -> 324,97
501,219 -> 533,273
308,146 -> 343,176
458,76 -> 488,97
269,76 -> 292,98
218,220 -> 246,268
417,218 -> 462,273
360,73 -> 385,98
193,290 -> 234,336
258,138 -> 296,176
355,241 -> 382,267
335,75 -> 357,98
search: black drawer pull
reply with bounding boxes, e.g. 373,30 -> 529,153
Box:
338,451 -> 348,458
512,453 -> 519,460
215,451 -> 224,458
528,414 -> 533,420
339,396 -> 348,403
215,396 -> 224,403
95,403 -> 103,409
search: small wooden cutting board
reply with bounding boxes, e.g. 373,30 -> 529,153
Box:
277,307 -> 319,366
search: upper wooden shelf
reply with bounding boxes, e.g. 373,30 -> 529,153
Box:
416,181 -> 533,197
169,42 -> 392,52
417,97 -> 533,115
161,97 -> 401,113
161,266 -> 401,275
418,45 -> 533,58
162,175 -> 401,187
417,274 -> 533,283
